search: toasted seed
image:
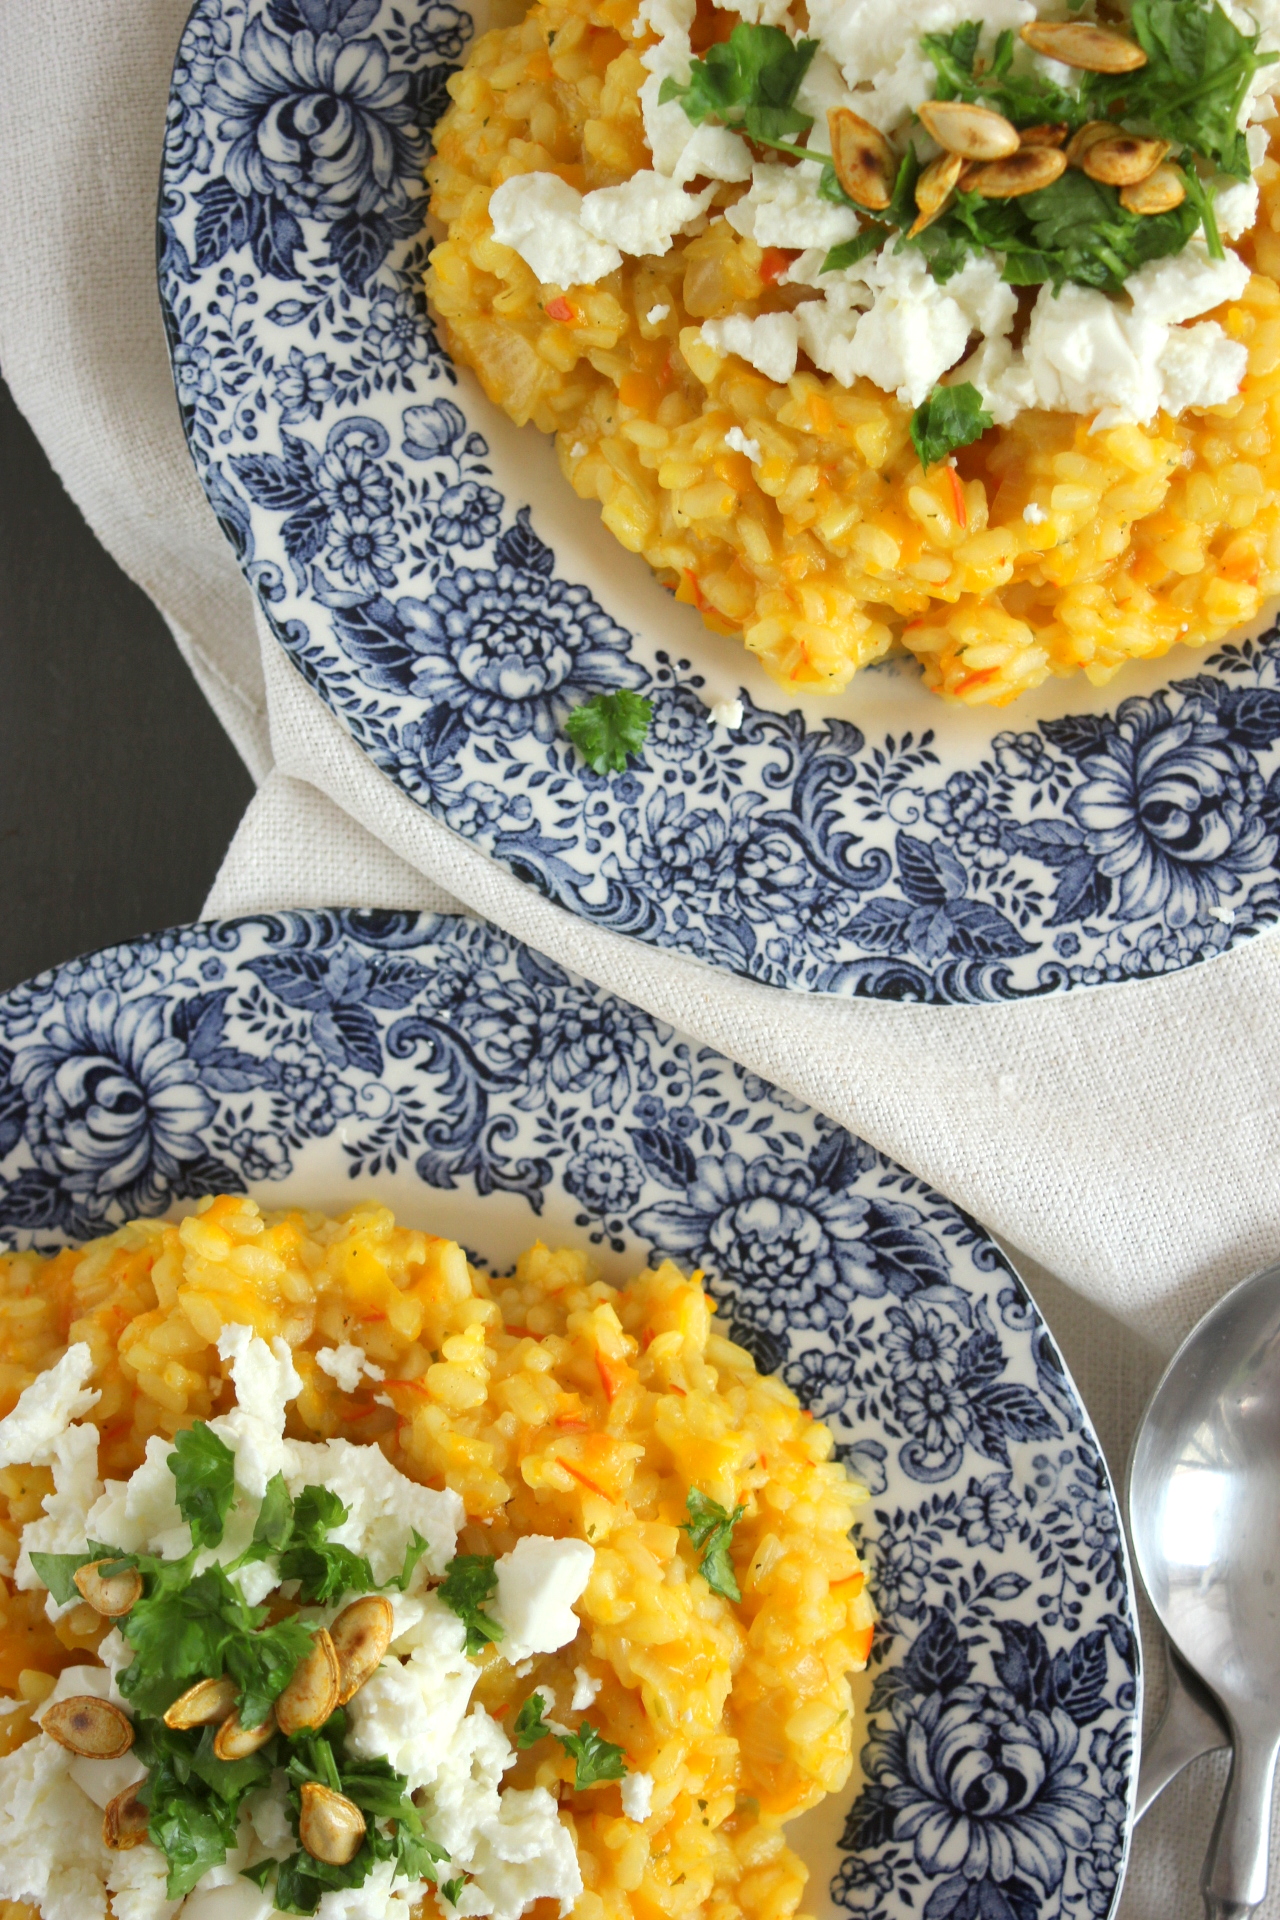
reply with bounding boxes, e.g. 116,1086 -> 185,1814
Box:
1018,122 -> 1069,149
969,147 -> 1067,198
1065,120 -> 1117,168
909,153 -> 963,234
275,1630 -> 340,1737
1019,20 -> 1146,70
42,1696 -> 134,1760
213,1705 -> 277,1760
917,100 -> 1019,160
103,1781 -> 150,1850
1083,132 -> 1169,185
299,1782 -> 366,1866
73,1560 -> 143,1620
1120,163 -> 1187,214
331,1595 -> 395,1706
163,1676 -> 239,1730
827,107 -> 895,210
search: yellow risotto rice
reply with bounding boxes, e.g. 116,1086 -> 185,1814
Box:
0,1194 -> 872,1920
424,0 -> 1280,705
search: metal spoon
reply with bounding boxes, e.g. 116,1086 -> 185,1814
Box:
1129,1260 -> 1280,1920
1135,1639 -> 1229,1823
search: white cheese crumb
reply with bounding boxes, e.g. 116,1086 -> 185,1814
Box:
646,304 -> 670,325
0,1345 -> 98,1468
620,1771 -> 654,1822
1023,503 -> 1047,525
491,1536 -> 595,1662
1154,322 -> 1249,418
182,1878 -> 276,1919
699,311 -> 799,384
286,1438 -> 463,1588
14,1423 -> 103,1602
210,1325 -> 303,1498
724,426 -> 761,463
805,0 -> 1034,100
725,162 -> 859,250
571,1666 -> 601,1710
316,1345 -> 385,1394
581,173 -> 713,257
1125,244 -> 1250,325
1247,123 -> 1272,169
1214,177 -> 1260,241
489,174 -> 621,287
346,1595 -> 477,1792
708,697 -> 745,729
569,442 -> 587,458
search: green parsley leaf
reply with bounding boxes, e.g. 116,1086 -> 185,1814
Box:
1085,0 -> 1279,178
29,1547 -> 100,1607
514,1690 -> 553,1749
118,1560 -> 312,1725
226,1614 -> 316,1730
821,228 -> 887,273
659,24 -> 817,143
909,383 -> 994,469
389,1529 -> 431,1593
558,1721 -> 628,1789
244,1471 -> 294,1560
682,1489 -> 744,1601
275,1850 -> 364,1915
922,21 -> 1086,126
277,1485 -> 376,1607
438,1553 -> 504,1655
564,691 -> 653,775
242,1860 -> 277,1889
1178,159 -> 1227,258
443,1877 -> 468,1905
168,1422 -> 237,1550
135,1721 -> 258,1902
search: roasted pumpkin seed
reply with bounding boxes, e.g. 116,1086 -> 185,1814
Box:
1019,20 -> 1147,70
827,107 -> 895,210
331,1595 -> 395,1706
299,1782 -> 366,1866
275,1629 -> 340,1736
1120,163 -> 1187,213
968,147 -> 1068,198
213,1706 -> 277,1760
917,100 -> 1019,159
43,1696 -> 134,1760
1018,122 -> 1069,149
163,1676 -> 238,1730
1082,132 -> 1169,185
1065,120 -> 1117,167
72,1560 -> 143,1619
910,153 -> 964,234
103,1781 -> 150,1850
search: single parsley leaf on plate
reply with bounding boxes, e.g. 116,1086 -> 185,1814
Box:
168,1422 -> 237,1550
682,1488 -> 745,1601
564,691 -> 653,774
443,1877 -> 468,1906
438,1553 -> 504,1654
236,1471 -> 294,1564
910,383 -> 994,469
514,1690 -> 553,1749
277,1484 -> 376,1606
29,1546 -> 102,1607
821,226 -> 887,273
242,1860 -> 277,1889
1085,0 -> 1278,178
389,1528 -> 431,1593
659,23 -> 817,142
558,1721 -> 628,1789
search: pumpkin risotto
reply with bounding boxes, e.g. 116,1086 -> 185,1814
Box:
425,0 -> 1280,705
0,1196 -> 871,1920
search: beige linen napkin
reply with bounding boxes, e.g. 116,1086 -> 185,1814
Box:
3,0 -> 1279,1906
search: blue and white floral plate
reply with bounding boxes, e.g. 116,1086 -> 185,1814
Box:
0,912 -> 1136,1919
159,0 -> 1280,1005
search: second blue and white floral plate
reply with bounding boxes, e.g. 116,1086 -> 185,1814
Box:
0,911 -> 1137,1919
160,0 -> 1280,1005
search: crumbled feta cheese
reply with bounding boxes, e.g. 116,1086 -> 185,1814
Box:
581,173 -> 714,257
1018,281 -> 1167,423
570,442 -> 587,458
673,123 -> 755,186
181,1880 -> 277,1920
285,1439 -> 463,1588
0,1731 -> 114,1920
699,311 -> 799,384
793,52 -> 864,156
1126,243 -> 1250,324
70,1751 -> 147,1813
82,1435 -> 186,1561
646,303 -> 671,325
725,162 -> 859,249
107,1843 -> 176,1920
14,1422 -> 103,1601
638,0 -> 694,36
718,0 -> 795,25
1214,177 -> 1260,241
1248,123 -> 1272,168
489,175 -> 621,287
620,1771 -> 654,1821
491,1536 -> 595,1662
708,697 -> 745,729
424,1713 -> 582,1920
316,1345 -> 385,1393
571,1666 -> 601,1710
210,1325 -> 303,1498
1153,322 -> 1249,417
724,426 -> 761,463
0,1345 -> 98,1468
1023,502 -> 1047,525
246,1778 -> 294,1855
804,0 -> 1033,102
314,1856 -> 420,1920
346,1595 -> 477,1791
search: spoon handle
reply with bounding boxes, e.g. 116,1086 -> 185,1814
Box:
1201,1725 -> 1280,1920
1135,1641 -> 1229,1823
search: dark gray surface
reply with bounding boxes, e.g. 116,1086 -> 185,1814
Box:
0,373 -> 254,993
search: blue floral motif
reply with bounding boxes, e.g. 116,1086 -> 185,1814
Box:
161,0 -> 1280,1005
0,911 -> 1137,1919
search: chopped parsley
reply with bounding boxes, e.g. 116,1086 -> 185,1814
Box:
390,1528 -> 432,1592
910,383 -> 995,468
443,1876 -> 469,1905
277,1486 -> 376,1605
168,1422 -> 237,1550
558,1721 -> 628,1789
117,1560 -> 314,1726
922,21 -> 1085,128
136,1718 -> 274,1900
28,1545 -> 102,1606
438,1553 -> 505,1654
563,690 -> 652,774
682,1489 -> 744,1602
273,1730 -> 450,1912
513,1690 -> 554,1748
658,23 -> 818,143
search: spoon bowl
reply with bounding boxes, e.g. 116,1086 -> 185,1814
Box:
1130,1260 -> 1280,1920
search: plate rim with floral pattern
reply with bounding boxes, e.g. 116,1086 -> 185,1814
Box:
160,0 -> 1280,1005
0,909 -> 1139,1920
